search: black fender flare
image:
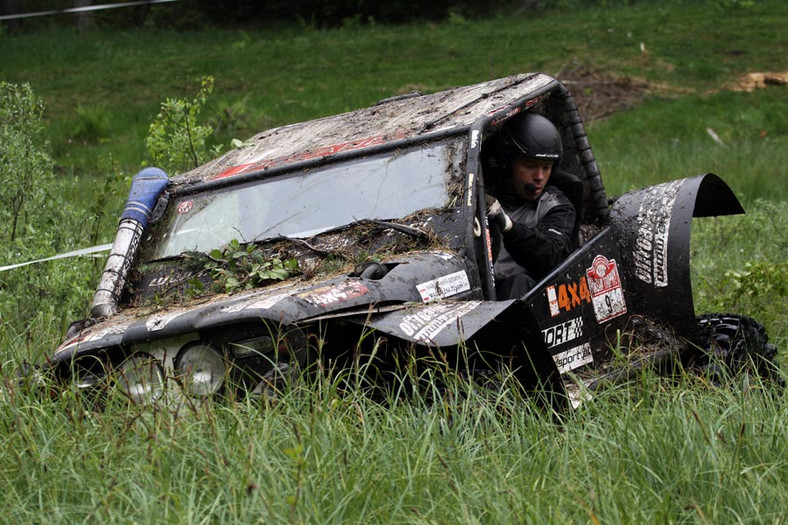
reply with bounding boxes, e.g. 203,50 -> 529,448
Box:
608,173 -> 743,339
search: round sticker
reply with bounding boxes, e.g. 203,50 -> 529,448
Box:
177,200 -> 194,214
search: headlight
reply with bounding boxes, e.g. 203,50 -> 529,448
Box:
174,342 -> 226,397
117,353 -> 164,404
231,327 -> 308,365
230,335 -> 274,358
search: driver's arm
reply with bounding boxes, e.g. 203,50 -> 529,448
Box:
502,200 -> 575,278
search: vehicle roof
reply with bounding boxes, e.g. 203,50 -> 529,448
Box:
174,72 -> 558,186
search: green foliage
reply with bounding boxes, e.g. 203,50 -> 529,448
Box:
186,239 -> 300,295
592,89 -> 788,202
0,84 -> 111,340
145,75 -> 222,175
72,104 -> 111,144
0,82 -> 53,243
692,200 -> 787,349
719,261 -> 788,313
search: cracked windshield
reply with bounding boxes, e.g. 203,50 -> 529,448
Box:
152,139 -> 464,260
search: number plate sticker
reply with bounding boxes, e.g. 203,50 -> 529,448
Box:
586,255 -> 627,323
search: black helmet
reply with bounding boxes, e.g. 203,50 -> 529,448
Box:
501,112 -> 563,161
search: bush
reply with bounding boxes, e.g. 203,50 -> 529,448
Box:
0,82 -> 53,244
145,75 -> 222,176
0,83 -> 105,344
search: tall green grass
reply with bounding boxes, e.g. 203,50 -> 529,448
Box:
2,366 -> 786,523
591,89 -> 787,201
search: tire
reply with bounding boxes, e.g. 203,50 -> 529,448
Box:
696,313 -> 783,386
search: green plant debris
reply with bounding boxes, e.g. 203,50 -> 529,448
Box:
185,239 -> 300,295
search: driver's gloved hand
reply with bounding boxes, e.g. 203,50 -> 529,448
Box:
485,195 -> 513,233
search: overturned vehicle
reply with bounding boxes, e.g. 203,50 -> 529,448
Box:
52,73 -> 779,405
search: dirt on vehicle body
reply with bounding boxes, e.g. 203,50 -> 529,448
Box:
50,72 -> 779,405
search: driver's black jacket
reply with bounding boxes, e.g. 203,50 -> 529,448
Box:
493,184 -> 576,285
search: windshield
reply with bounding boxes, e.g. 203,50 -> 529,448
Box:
149,139 -> 465,260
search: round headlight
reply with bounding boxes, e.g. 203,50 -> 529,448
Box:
174,342 -> 226,397
118,353 -> 164,404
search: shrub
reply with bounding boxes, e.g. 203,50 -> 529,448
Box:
145,75 -> 222,175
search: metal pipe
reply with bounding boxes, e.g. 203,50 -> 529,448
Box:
90,167 -> 169,318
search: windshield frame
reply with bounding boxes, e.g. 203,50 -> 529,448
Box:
141,135 -> 470,263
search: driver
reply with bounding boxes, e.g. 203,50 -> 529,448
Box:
485,112 -> 576,299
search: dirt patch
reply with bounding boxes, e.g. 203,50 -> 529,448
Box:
556,66 -> 653,121
557,67 -> 788,121
729,71 -> 788,92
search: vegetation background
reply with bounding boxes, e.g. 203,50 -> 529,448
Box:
0,0 -> 786,522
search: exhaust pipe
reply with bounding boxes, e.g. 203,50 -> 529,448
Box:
90,167 -> 169,319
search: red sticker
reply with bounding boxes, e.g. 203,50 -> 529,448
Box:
177,200 -> 194,214
298,281 -> 369,307
585,255 -> 627,323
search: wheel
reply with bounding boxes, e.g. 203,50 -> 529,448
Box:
696,313 -> 783,387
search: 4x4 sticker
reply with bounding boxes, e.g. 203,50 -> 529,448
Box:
546,276 -> 592,317
417,271 -> 470,303
586,255 -> 627,323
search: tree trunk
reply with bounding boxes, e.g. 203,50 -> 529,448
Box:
74,0 -> 94,32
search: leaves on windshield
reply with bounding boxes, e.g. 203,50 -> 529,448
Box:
185,239 -> 300,295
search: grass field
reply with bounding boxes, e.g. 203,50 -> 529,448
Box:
1,0 -> 787,522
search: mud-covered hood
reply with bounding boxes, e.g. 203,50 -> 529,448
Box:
54,251 -> 486,360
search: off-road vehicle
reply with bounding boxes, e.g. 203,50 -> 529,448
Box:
50,73 -> 779,404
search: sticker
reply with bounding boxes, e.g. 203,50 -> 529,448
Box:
470,129 -> 480,149
398,301 -> 481,344
177,200 -> 194,214
298,281 -> 369,307
546,286 -> 560,317
542,317 -> 584,349
148,275 -> 171,289
416,271 -> 471,303
222,291 -> 292,313
424,251 -> 456,261
552,343 -> 593,374
467,172 -> 475,207
211,131 -> 407,180
586,255 -> 627,323
633,179 -> 682,287
146,311 -> 185,332
85,324 -> 128,341
547,277 -> 592,317
57,322 -> 130,353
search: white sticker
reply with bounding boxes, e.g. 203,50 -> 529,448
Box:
633,179 -> 682,287
222,292 -> 292,313
542,317 -> 584,349
417,271 -> 471,303
471,129 -> 480,149
546,285 -> 560,317
586,255 -> 627,323
146,311 -> 185,332
398,301 -> 481,344
552,343 -> 593,374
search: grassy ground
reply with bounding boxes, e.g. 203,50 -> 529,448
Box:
1,0 -> 787,522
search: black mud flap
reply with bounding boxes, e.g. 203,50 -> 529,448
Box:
354,299 -> 568,404
608,173 -> 743,341
358,300 -> 516,347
